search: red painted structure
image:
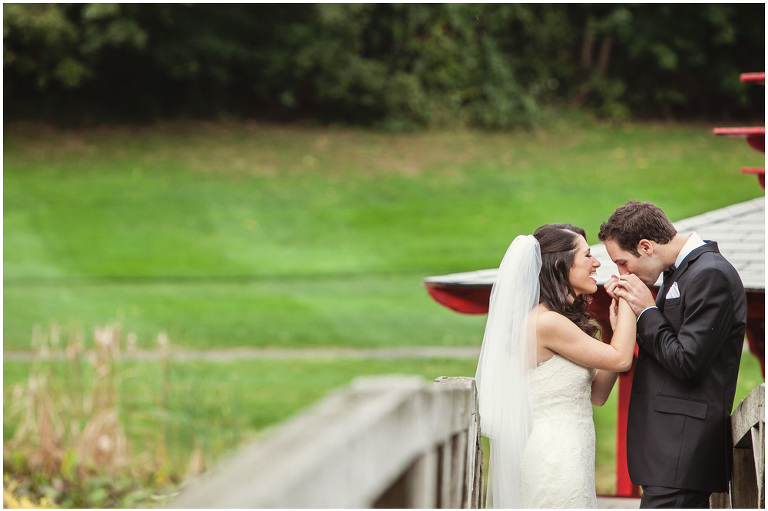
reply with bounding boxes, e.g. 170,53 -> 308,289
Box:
713,72 -> 766,189
712,71 -> 766,379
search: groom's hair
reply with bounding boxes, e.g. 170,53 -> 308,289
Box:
598,200 -> 677,257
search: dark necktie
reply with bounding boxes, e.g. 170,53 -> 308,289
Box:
663,264 -> 676,284
658,264 -> 676,309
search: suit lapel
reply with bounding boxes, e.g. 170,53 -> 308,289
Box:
658,241 -> 719,309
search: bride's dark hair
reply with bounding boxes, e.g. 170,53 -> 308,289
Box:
533,223 -> 599,338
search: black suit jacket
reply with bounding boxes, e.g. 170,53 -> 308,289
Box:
626,241 -> 747,492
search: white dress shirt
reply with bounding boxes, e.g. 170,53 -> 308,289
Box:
674,231 -> 706,269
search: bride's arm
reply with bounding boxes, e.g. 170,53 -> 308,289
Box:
590,297 -> 637,405
591,369 -> 621,406
537,297 -> 636,377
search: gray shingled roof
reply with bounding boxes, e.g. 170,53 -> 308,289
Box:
424,197 -> 765,292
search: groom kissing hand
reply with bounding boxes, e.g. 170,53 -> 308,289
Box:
599,200 -> 746,509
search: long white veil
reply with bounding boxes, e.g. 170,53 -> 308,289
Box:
475,235 -> 541,508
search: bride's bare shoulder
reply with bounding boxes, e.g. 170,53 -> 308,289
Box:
536,304 -> 560,322
536,306 -> 577,336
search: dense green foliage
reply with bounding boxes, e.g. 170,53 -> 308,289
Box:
4,4 -> 764,128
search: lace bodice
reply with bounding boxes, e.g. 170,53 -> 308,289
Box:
520,355 -> 597,508
529,354 -> 596,422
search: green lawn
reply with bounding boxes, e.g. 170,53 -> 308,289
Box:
3,121 -> 763,351
3,120 -> 764,502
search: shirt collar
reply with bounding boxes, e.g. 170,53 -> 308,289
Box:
674,232 -> 705,269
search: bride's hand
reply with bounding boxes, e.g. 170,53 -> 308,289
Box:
609,297 -> 619,330
604,275 -> 620,300
614,273 -> 655,316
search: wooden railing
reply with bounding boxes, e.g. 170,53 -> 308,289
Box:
167,376 -> 483,509
711,383 -> 765,509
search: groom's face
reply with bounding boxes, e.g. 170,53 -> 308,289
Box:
604,239 -> 662,287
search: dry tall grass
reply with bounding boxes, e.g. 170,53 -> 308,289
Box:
6,324 -> 131,477
3,323 -> 191,508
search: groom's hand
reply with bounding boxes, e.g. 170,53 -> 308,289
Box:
614,274 -> 656,317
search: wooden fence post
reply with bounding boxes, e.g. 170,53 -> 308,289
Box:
711,383 -> 765,509
434,376 -> 483,509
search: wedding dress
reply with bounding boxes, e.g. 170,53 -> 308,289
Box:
476,235 -> 600,509
521,354 -> 597,508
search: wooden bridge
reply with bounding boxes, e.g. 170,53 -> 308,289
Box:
168,376 -> 482,508
168,378 -> 763,508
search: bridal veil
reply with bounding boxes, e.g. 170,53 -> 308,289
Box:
475,235 -> 541,508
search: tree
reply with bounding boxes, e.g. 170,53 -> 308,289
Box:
3,3 -> 764,127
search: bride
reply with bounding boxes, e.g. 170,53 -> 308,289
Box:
475,223 -> 636,508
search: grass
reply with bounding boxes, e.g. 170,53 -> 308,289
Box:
4,351 -> 763,497
3,120 -> 763,350
3,275 -> 487,350
3,359 -> 484,474
3,120 -> 764,503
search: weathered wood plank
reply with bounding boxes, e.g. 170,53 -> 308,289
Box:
710,384 -> 765,509
472,441 -> 483,508
168,375 -> 480,509
732,383 -> 764,448
451,432 -> 468,508
751,420 -> 764,508
408,448 -> 438,508
438,438 -> 452,507
709,492 -> 731,509
435,376 -> 483,508
731,447 -> 759,509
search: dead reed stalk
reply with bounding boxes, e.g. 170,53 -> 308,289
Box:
6,323 -> 131,477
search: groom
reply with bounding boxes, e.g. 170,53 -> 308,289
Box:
599,200 -> 746,509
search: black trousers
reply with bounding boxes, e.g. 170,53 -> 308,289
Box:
640,486 -> 712,509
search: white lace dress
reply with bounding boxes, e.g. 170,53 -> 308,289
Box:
520,355 -> 598,508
